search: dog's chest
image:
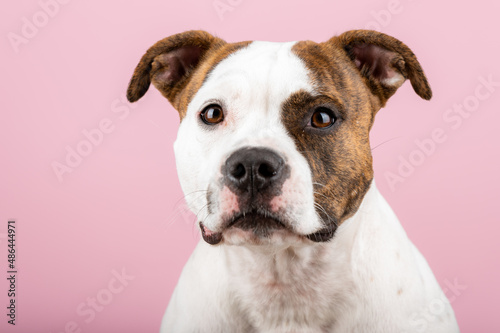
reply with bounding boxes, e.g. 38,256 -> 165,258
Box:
224,245 -> 352,332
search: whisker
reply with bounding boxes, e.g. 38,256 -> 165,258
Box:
313,190 -> 330,201
371,137 -> 401,151
163,192 -> 208,231
313,202 -> 338,227
174,190 -> 209,206
195,203 -> 210,217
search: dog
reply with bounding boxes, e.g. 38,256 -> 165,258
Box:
127,30 -> 460,333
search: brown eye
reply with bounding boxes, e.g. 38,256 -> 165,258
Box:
200,104 -> 224,125
311,107 -> 335,128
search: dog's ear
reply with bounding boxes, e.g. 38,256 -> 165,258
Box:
329,30 -> 432,106
127,30 -> 225,104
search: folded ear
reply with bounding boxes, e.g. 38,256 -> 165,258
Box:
127,30 -> 225,104
330,30 -> 432,105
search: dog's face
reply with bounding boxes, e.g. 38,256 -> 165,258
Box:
127,30 -> 431,246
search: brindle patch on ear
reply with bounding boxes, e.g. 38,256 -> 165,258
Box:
127,31 -> 224,104
330,30 -> 432,106
127,30 -> 251,119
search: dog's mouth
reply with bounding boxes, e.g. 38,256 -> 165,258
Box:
229,211 -> 287,234
199,211 -> 286,245
199,211 -> 336,245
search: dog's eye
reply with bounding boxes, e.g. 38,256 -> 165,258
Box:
310,107 -> 335,129
200,104 -> 224,125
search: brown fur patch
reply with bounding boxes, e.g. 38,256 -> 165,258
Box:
127,30 -> 250,119
281,88 -> 373,229
285,31 -> 431,230
291,39 -> 376,227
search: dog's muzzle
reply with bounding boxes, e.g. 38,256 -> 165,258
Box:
199,147 -> 290,245
199,147 -> 336,245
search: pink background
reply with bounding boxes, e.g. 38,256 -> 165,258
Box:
1,0 -> 499,332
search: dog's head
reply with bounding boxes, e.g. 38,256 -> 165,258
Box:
127,30 -> 431,246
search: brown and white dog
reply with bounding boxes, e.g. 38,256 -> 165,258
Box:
127,30 -> 459,333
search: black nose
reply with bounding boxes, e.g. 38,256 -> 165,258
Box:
224,147 -> 286,194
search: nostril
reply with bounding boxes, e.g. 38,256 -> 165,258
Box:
258,163 -> 277,178
224,147 -> 286,192
232,163 -> 246,179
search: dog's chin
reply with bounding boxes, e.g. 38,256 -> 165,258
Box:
200,212 -> 336,246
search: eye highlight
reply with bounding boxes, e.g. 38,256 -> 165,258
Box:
310,107 -> 335,129
200,104 -> 224,125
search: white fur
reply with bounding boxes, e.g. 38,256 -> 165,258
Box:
173,41 -> 322,238
162,41 -> 459,332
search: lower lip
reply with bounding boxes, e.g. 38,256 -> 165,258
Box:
200,215 -> 336,245
228,212 -> 285,232
305,228 -> 336,242
199,221 -> 223,245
